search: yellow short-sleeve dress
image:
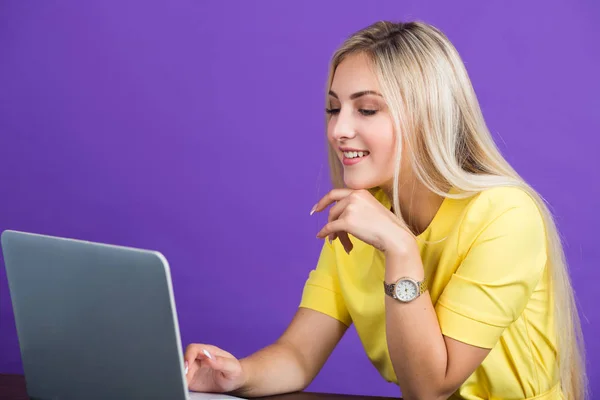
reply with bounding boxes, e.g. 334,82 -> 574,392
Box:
300,187 -> 561,399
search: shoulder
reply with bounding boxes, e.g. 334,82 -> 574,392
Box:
464,185 -> 543,223
458,186 -> 546,246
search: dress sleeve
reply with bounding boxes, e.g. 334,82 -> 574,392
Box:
299,239 -> 352,326
435,191 -> 547,349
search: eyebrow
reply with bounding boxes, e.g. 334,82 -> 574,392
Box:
328,90 -> 383,100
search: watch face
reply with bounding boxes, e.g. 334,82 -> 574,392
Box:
394,279 -> 418,302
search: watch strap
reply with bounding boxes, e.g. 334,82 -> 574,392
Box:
384,281 -> 396,298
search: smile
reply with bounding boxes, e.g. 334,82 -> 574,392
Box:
342,150 -> 370,166
343,151 -> 370,159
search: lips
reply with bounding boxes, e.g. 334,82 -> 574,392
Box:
341,149 -> 370,166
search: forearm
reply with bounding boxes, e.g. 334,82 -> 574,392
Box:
384,253 -> 451,400
232,341 -> 309,398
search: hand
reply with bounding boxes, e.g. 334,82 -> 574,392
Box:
312,189 -> 415,256
184,343 -> 247,394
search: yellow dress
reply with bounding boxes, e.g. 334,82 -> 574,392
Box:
300,187 -> 562,399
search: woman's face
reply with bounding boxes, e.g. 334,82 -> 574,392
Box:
327,52 -> 398,190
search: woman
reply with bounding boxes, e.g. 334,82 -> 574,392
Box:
183,21 -> 586,400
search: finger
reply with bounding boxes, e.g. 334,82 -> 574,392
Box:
188,352 -> 241,381
327,196 -> 352,224
185,347 -> 229,386
184,344 -> 232,365
317,219 -> 346,240
185,360 -> 195,386
327,197 -> 352,241
185,348 -> 213,386
311,188 -> 354,214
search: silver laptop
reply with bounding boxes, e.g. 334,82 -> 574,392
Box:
1,230 -> 242,400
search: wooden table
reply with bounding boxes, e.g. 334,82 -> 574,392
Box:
0,374 -> 399,400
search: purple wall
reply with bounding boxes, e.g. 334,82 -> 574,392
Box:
1,1 -> 598,397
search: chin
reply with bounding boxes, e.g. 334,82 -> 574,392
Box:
343,171 -> 393,191
343,176 -> 379,190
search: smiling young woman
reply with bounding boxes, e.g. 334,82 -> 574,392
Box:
184,21 -> 587,400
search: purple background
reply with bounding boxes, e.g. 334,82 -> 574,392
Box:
1,1 -> 598,397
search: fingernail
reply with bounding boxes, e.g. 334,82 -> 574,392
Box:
309,204 -> 317,216
184,361 -> 188,375
203,349 -> 213,359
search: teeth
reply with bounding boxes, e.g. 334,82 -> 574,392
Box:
343,151 -> 369,159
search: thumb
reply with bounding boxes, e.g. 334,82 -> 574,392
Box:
211,355 -> 241,379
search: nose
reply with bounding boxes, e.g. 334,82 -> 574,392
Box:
330,109 -> 357,142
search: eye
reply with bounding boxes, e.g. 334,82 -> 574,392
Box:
325,108 -> 340,115
359,109 -> 377,116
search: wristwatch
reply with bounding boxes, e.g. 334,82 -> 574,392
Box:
384,277 -> 427,303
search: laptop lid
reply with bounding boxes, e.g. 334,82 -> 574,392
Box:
1,230 -> 189,400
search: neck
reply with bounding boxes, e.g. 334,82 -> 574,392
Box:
382,178 -> 445,236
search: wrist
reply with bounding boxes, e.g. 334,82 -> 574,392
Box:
384,245 -> 424,282
383,226 -> 419,258
230,358 -> 252,396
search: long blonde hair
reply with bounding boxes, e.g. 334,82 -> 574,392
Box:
326,21 -> 586,399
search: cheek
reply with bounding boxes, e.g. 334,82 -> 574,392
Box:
369,121 -> 396,160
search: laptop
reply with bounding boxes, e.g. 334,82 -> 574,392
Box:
1,230 -> 243,400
